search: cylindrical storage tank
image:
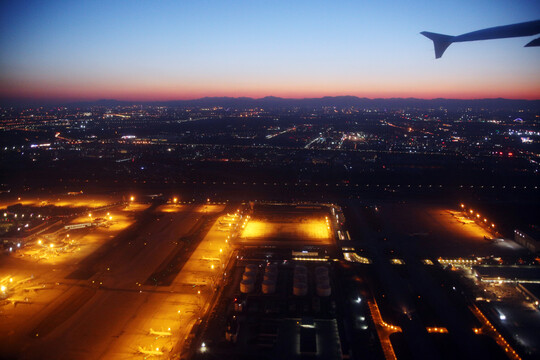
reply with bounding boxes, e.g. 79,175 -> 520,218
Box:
294,265 -> 307,274
315,266 -> 329,276
293,282 -> 308,296
240,278 -> 255,293
263,272 -> 277,281
243,271 -> 256,281
316,275 -> 330,286
316,283 -> 331,297
265,264 -> 278,274
262,279 -> 276,294
245,264 -> 258,272
294,274 -> 307,284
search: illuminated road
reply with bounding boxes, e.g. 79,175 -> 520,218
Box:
469,304 -> 521,360
368,299 -> 401,360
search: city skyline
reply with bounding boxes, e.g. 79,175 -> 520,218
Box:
1,0 -> 540,103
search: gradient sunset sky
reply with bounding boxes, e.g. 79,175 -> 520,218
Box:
1,0 -> 539,102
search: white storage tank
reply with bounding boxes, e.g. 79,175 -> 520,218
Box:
316,275 -> 330,286
240,278 -> 255,293
293,282 -> 308,296
294,274 -> 307,284
245,264 -> 258,272
262,279 -> 276,294
263,272 -> 277,281
316,283 -> 331,297
315,266 -> 329,276
243,271 -> 256,281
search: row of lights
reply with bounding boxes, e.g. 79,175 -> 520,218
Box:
438,258 -> 478,265
426,327 -> 448,333
174,180 -> 538,189
460,204 -> 496,229
197,212 -> 239,355
292,257 -> 328,262
369,300 -> 402,333
240,215 -> 249,229
325,216 -> 331,234
3,213 -> 43,218
470,305 -> 521,360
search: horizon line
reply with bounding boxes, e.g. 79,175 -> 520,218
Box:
2,94 -> 540,106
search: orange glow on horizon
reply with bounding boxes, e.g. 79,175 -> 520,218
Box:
2,79 -> 539,102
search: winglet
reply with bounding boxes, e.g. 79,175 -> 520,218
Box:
421,31 -> 454,58
524,37 -> 540,47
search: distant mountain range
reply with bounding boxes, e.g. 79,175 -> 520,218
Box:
77,96 -> 540,111
4,96 -> 540,110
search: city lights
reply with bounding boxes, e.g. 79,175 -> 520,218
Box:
0,89 -> 536,360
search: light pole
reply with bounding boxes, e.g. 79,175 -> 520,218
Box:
197,290 -> 201,318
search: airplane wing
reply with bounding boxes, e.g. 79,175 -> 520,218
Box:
525,37 -> 540,46
422,19 -> 540,58
420,32 -> 454,58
